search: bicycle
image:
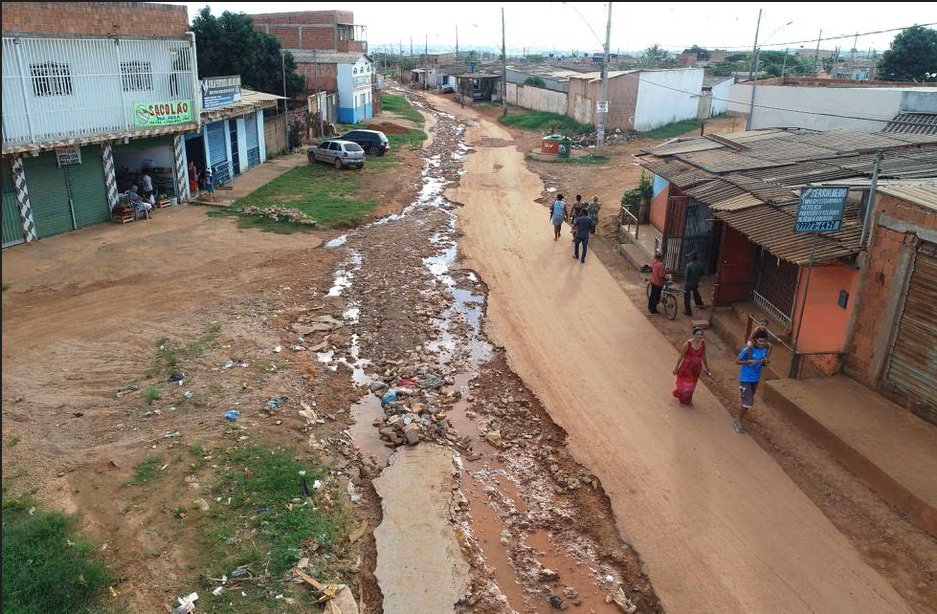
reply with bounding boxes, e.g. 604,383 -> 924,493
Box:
645,277 -> 680,320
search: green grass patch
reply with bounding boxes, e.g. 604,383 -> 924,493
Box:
641,119 -> 702,139
126,454 -> 162,486
6,436 -> 21,447
500,111 -> 593,136
380,93 -> 424,124
2,491 -> 112,614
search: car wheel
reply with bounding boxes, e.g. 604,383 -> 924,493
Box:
377,149 -> 387,157
369,145 -> 380,156
334,158 -> 342,169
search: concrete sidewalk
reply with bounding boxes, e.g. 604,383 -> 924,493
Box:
765,376 -> 937,538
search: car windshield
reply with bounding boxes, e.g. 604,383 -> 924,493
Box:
344,143 -> 363,152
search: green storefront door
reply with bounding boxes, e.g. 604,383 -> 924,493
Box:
2,160 -> 25,247
23,146 -> 109,239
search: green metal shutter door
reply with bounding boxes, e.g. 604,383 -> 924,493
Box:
2,160 -> 25,247
68,146 -> 109,228
24,153 -> 73,238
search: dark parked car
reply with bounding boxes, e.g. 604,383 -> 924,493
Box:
307,139 -> 365,169
340,129 -> 390,156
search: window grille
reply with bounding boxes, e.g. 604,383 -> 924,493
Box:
121,60 -> 153,92
30,61 -> 73,97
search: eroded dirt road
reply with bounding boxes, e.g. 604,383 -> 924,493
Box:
444,96 -> 911,612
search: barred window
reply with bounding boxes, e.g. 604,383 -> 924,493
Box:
30,62 -> 73,97
121,60 -> 153,92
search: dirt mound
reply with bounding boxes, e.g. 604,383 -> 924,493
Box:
367,122 -> 410,134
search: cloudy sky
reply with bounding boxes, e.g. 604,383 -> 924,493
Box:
165,2 -> 936,55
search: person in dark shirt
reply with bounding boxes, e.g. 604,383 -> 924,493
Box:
683,251 -> 706,316
572,209 -> 594,263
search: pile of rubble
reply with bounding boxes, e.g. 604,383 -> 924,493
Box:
367,370 -> 463,449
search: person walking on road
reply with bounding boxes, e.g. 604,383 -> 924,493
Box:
587,195 -> 601,235
572,208 -> 594,263
550,194 -> 567,240
683,251 -> 706,316
734,329 -> 770,434
672,326 -> 711,406
570,194 -> 588,241
648,251 -> 666,315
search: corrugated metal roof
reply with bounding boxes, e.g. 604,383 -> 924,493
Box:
737,161 -> 860,186
201,90 -> 282,122
638,156 -> 713,186
642,138 -> 723,156
877,185 -> 937,210
677,148 -> 783,173
715,202 -> 861,264
709,192 -> 763,211
882,112 -> 937,135
288,50 -> 368,64
795,129 -> 910,153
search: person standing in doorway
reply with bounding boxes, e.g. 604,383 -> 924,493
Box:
734,329 -> 770,434
188,160 -> 199,196
683,251 -> 706,316
550,194 -> 567,241
203,167 -> 214,201
648,250 -> 666,315
572,207 -> 594,263
140,171 -> 155,204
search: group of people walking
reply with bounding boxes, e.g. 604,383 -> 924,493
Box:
549,194 -> 770,433
550,193 -> 601,262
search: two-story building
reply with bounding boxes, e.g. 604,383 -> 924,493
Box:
2,2 -> 199,246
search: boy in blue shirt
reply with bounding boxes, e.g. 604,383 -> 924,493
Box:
734,329 -> 770,434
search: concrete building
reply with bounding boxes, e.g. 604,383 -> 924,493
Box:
2,1 -> 198,246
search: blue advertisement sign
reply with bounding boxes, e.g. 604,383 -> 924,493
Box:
201,76 -> 242,110
794,186 -> 849,233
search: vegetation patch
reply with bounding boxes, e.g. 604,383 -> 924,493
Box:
500,111 -> 594,136
641,119 -> 702,139
2,489 -> 113,614
380,93 -> 424,124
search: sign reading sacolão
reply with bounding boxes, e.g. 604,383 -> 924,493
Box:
201,75 -> 242,110
134,100 -> 192,126
794,186 -> 849,233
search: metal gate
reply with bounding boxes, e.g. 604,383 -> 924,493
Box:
662,195 -> 715,276
753,247 -> 798,332
21,149 -> 109,238
885,242 -> 937,423
245,113 -> 260,168
229,120 -> 240,176
2,160 -> 26,247
206,121 -> 230,185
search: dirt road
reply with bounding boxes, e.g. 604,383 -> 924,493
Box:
444,97 -> 910,612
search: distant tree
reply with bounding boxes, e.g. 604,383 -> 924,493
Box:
877,25 -> 937,81
191,8 -> 305,99
683,45 -> 710,60
524,76 -> 546,87
641,44 -> 669,67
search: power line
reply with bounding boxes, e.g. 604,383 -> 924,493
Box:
656,22 -> 936,53
637,76 -> 937,126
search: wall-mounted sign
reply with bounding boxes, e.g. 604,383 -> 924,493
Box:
55,145 -> 81,167
596,100 -> 609,113
134,100 -> 193,126
794,186 -> 849,233
201,75 -> 242,110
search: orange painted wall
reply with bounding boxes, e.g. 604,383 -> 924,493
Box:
649,180 -> 668,233
790,261 -> 859,353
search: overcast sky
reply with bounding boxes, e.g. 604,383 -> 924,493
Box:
165,2 -> 936,54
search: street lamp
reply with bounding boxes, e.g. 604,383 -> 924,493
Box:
561,2 -> 613,156
746,14 -> 793,130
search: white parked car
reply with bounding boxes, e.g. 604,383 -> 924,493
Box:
307,139 -> 365,169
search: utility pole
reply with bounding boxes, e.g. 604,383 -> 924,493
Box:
281,50 -> 289,152
455,25 -> 459,63
847,33 -> 858,80
501,7 -> 507,117
813,30 -> 822,75
748,8 -> 762,82
746,9 -> 762,130
424,34 -> 428,90
595,1 -> 612,157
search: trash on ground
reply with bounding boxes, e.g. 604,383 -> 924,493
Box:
224,410 -> 240,422
172,592 -> 198,613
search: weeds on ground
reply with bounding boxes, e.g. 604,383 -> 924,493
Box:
500,111 -> 593,136
642,119 -> 702,139
126,454 -> 162,486
380,93 -> 424,124
2,488 -> 112,614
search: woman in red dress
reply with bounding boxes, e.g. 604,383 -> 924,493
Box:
672,326 -> 711,406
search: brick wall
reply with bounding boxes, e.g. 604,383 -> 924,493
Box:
1,2 -> 189,37
846,194 -> 937,381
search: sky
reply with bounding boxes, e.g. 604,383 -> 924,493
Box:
165,2 -> 937,55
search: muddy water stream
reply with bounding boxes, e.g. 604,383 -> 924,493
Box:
321,96 -> 627,612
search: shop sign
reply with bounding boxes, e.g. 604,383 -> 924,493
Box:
134,100 -> 193,126
201,76 -> 242,110
55,145 -> 81,167
794,186 -> 848,233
